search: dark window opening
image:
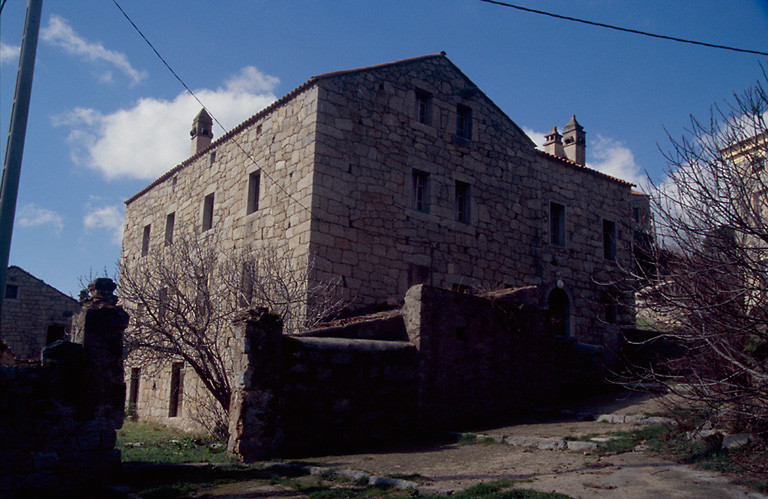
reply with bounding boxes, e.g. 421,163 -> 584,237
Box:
46,325 -> 65,345
141,225 -> 151,256
603,219 -> 617,261
202,193 -> 214,231
605,303 -> 618,324
548,288 -> 570,336
4,284 -> 18,299
412,170 -> 429,213
247,171 -> 261,214
415,90 -> 431,125
456,181 -> 471,223
169,362 -> 184,417
550,202 -> 565,246
128,367 -> 140,411
165,213 -> 175,246
456,104 -> 472,139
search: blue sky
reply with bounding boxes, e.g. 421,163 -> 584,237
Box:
1,0 -> 767,297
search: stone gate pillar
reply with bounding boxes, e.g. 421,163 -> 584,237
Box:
70,277 -> 129,426
227,307 -> 284,461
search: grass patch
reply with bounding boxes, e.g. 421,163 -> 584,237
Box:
444,479 -> 571,498
118,420 -> 233,464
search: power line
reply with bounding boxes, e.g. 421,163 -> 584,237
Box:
479,0 -> 768,57
111,0 -> 312,215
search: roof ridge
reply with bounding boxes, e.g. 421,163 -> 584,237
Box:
6,265 -> 79,303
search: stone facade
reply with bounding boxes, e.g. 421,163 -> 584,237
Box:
1,266 -> 80,360
122,53 -> 635,429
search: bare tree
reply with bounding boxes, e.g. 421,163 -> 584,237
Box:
118,232 -> 345,424
634,72 -> 768,433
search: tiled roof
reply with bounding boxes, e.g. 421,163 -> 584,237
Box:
535,149 -> 635,187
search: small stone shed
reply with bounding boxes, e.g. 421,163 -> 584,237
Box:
1,266 -> 80,360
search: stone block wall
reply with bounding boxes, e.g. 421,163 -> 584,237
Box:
228,308 -> 419,460
0,279 -> 127,495
1,266 -> 80,360
227,284 -> 602,461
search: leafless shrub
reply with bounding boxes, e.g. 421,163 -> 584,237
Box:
118,231 -> 345,421
629,71 -> 768,434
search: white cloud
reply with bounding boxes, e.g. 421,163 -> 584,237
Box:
53,66 -> 279,180
41,14 -> 147,85
17,203 -> 64,234
84,203 -> 124,245
523,127 -> 547,148
1,42 -> 19,64
587,135 -> 647,189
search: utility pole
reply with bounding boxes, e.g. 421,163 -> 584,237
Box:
0,0 -> 44,328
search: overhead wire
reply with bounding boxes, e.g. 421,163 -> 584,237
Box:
479,0 -> 768,57
111,0 -> 312,215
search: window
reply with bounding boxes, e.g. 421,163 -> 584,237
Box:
550,202 -> 565,246
168,362 -> 184,417
141,225 -> 151,256
247,171 -> 261,214
412,170 -> 429,213
164,213 -> 175,246
209,151 -> 216,166
4,284 -> 18,299
128,367 -> 140,411
46,325 -> 65,345
455,181 -> 471,223
632,207 -> 640,223
202,193 -> 214,231
603,219 -> 616,261
415,90 -> 431,125
456,104 -> 472,139
605,303 -> 618,324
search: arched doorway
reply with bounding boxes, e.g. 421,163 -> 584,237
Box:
547,288 -> 571,337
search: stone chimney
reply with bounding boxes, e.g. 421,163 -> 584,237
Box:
562,115 -> 586,166
543,126 -> 565,158
190,108 -> 213,155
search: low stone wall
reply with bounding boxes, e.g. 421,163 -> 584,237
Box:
0,279 -> 127,494
404,285 -> 601,430
227,309 -> 418,460
228,285 -> 602,461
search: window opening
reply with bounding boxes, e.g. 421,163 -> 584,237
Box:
169,362 -> 184,417
247,171 -> 261,214
456,104 -> 472,139
415,90 -> 431,125
4,284 -> 18,299
202,193 -> 214,231
456,181 -> 471,223
412,170 -> 429,213
603,219 -> 616,260
550,202 -> 565,246
46,325 -> 65,345
165,213 -> 175,246
141,225 -> 151,256
128,367 -> 140,411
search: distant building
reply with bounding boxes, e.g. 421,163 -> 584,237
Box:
121,53 -> 637,429
1,266 -> 80,360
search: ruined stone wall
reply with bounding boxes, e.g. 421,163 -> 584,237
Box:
227,309 -> 418,460
0,279 -> 126,495
403,285 -> 601,430
1,266 -> 80,360
228,285 -> 601,461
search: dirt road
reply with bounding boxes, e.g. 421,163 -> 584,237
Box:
200,391 -> 765,498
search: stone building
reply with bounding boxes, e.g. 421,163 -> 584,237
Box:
1,266 -> 80,360
121,53 -> 636,429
